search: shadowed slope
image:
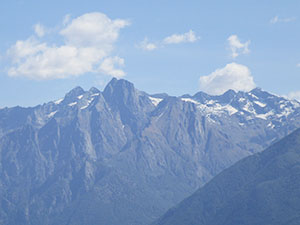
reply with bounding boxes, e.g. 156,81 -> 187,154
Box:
154,128 -> 300,225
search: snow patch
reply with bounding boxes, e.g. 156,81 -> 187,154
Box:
206,100 -> 216,105
242,101 -> 255,113
80,98 -> 94,110
54,99 -> 63,104
255,110 -> 274,120
222,105 -> 238,115
254,101 -> 266,107
291,100 -> 300,108
279,104 -> 285,109
277,107 -> 293,118
239,97 -> 246,102
197,103 -> 238,116
149,97 -> 163,106
77,95 -> 83,99
47,111 -> 57,118
68,102 -> 77,106
181,98 -> 199,104
248,93 -> 259,99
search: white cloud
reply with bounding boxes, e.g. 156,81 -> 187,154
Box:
199,63 -> 256,95
34,23 -> 46,37
270,16 -> 296,24
139,38 -> 157,51
287,91 -> 300,101
138,30 -> 199,51
60,13 -> 130,49
8,38 -> 47,63
297,63 -> 300,67
7,12 -> 129,80
8,40 -> 106,79
163,30 -> 199,44
99,56 -> 125,78
227,35 -> 250,59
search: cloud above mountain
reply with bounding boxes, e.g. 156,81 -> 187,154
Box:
227,35 -> 250,59
7,12 -> 129,80
199,63 -> 256,95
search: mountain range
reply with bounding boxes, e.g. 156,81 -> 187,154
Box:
0,78 -> 299,225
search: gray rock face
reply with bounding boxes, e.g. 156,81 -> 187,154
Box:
0,78 -> 300,225
153,128 -> 300,225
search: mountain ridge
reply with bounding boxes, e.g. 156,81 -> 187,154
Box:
0,78 -> 300,225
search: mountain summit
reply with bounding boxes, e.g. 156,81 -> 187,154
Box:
0,78 -> 300,225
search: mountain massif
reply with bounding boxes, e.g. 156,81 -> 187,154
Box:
0,78 -> 300,225
153,128 -> 300,225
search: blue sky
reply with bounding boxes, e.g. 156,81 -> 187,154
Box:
1,0 -> 300,107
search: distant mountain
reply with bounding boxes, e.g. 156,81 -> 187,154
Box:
153,128 -> 300,225
0,78 -> 300,225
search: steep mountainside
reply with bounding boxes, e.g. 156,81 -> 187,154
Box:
153,128 -> 300,225
0,78 -> 300,225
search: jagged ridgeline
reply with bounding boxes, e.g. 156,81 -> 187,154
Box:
0,78 -> 300,225
153,128 -> 300,225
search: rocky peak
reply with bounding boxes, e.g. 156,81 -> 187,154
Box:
64,86 -> 85,102
103,78 -> 137,104
89,87 -> 100,94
